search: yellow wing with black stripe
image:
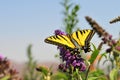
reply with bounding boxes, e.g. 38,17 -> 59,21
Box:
72,29 -> 95,48
44,29 -> 95,52
44,35 -> 76,49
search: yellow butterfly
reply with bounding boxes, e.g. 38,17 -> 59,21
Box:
44,29 -> 95,53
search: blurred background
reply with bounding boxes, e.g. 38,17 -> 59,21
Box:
0,0 -> 120,63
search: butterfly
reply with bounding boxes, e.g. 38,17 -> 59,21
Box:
44,29 -> 95,53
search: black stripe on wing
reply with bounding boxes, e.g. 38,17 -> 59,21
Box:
85,30 -> 95,46
84,30 -> 95,52
44,35 -> 75,49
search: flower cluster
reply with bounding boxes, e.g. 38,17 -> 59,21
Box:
100,33 -> 118,53
54,30 -> 86,72
0,56 -> 21,80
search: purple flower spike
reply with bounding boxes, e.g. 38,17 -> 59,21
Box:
55,29 -> 87,72
54,29 -> 66,35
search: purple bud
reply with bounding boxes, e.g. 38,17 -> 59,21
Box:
72,60 -> 77,67
80,62 -> 86,71
54,29 -> 66,35
58,64 -> 64,70
109,35 -> 112,40
111,40 -> 117,45
102,37 -> 107,43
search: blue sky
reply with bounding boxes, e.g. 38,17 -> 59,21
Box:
0,0 -> 120,62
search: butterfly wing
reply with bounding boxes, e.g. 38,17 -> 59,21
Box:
72,29 -> 95,52
44,35 -> 76,49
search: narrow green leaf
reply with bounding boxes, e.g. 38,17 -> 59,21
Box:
89,44 -> 99,64
89,49 -> 99,64
92,43 -> 97,50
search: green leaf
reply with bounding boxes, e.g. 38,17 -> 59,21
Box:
36,66 -> 49,76
73,5 -> 79,13
92,43 -> 97,50
89,44 -> 99,64
109,68 -> 118,80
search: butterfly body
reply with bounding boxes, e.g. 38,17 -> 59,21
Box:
45,29 -> 95,53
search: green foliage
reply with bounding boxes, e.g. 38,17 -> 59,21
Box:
88,69 -> 108,80
52,72 -> 69,80
61,0 -> 80,34
36,66 -> 50,76
36,66 -> 52,80
23,44 -> 41,80
72,69 -> 83,80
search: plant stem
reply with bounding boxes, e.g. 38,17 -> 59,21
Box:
85,65 -> 90,80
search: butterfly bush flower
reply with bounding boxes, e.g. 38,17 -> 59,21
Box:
54,29 -> 66,35
85,16 -> 118,52
54,29 -> 86,72
0,56 -> 21,80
